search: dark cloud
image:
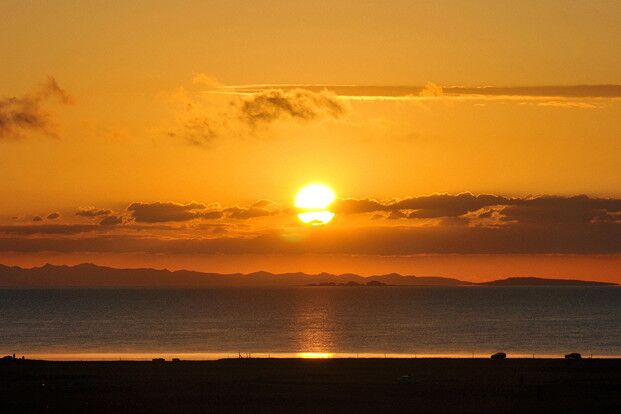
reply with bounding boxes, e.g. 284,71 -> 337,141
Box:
224,206 -> 277,220
99,215 -> 123,226
172,88 -> 345,145
251,199 -> 274,208
387,210 -> 407,220
239,88 -> 344,126
476,209 -> 494,219
333,194 -> 621,225
127,202 -> 223,223
439,216 -> 470,226
395,193 -> 509,218
333,193 -> 508,217
501,195 -> 621,224
76,208 -> 112,218
47,212 -> 60,220
332,198 -> 386,214
127,200 -> 278,222
0,77 -> 73,139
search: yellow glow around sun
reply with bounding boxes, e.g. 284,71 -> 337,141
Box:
295,184 -> 336,209
295,184 -> 336,225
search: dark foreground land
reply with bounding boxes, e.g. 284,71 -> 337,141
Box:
1,358 -> 620,413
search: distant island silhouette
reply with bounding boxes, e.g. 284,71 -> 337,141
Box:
307,280 -> 389,287
0,263 -> 615,288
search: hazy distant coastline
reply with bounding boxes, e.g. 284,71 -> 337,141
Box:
0,263 -> 615,288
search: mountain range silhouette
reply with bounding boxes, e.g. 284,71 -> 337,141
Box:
0,263 -> 615,287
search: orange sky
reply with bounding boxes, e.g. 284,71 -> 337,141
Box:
1,1 -> 620,282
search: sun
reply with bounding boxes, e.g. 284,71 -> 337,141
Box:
295,184 -> 336,225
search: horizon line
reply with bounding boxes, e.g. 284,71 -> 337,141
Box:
1,262 -> 617,285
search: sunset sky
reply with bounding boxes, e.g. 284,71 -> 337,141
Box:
1,1 -> 620,282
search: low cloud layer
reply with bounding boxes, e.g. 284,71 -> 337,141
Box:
0,224 -> 99,235
333,193 -> 621,225
76,208 -> 112,218
224,206 -> 277,220
126,201 -> 280,223
1,194 -> 618,255
0,77 -> 73,139
127,202 -> 223,223
0,219 -> 617,255
99,215 -> 123,226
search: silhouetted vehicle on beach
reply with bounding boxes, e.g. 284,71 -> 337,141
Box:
491,352 -> 506,360
565,353 -> 581,360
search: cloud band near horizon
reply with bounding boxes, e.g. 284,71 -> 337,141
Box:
0,193 -> 619,256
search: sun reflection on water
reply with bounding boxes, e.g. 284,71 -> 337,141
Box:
298,352 -> 334,359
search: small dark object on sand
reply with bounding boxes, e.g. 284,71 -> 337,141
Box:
172,358 -> 181,363
152,358 -> 166,363
491,352 -> 506,360
565,353 -> 581,360
398,374 -> 413,384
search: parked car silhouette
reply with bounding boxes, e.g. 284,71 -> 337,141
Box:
565,353 -> 581,360
491,352 -> 506,360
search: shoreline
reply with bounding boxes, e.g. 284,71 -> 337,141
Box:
7,351 -> 621,361
2,358 -> 620,413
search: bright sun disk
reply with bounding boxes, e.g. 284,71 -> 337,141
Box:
295,184 -> 336,225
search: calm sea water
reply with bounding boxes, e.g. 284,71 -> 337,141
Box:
1,287 -> 620,359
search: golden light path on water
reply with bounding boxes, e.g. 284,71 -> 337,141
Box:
298,352 -> 334,359
295,183 -> 336,225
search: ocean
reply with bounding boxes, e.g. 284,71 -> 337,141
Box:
1,286 -> 619,359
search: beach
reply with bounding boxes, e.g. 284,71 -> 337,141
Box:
2,358 -> 620,413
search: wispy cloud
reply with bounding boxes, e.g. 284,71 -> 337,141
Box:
168,87 -> 346,145
239,88 -> 344,126
164,76 -> 618,147
535,101 -> 601,109
217,84 -> 621,99
0,77 -> 73,139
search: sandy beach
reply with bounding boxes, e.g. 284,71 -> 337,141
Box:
1,358 -> 619,413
